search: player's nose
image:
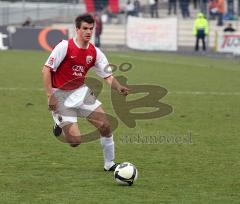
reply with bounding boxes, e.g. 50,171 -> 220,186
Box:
87,29 -> 92,33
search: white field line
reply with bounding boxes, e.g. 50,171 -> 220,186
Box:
0,87 -> 44,91
117,54 -> 209,68
0,87 -> 240,96
169,91 -> 240,96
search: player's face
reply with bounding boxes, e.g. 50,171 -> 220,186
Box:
76,22 -> 94,43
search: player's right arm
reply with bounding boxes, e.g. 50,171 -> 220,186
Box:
42,66 -> 57,111
42,40 -> 68,111
42,66 -> 52,98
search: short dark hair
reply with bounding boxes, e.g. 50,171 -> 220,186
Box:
75,14 -> 95,28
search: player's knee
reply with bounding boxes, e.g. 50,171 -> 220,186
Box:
67,136 -> 81,147
99,121 -> 111,135
70,142 -> 80,147
69,140 -> 81,147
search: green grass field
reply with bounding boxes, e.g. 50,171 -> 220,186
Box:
0,50 -> 240,203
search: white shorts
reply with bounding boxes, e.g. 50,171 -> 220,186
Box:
51,85 -> 101,128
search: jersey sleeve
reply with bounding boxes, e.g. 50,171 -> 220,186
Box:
44,40 -> 68,72
93,47 -> 112,78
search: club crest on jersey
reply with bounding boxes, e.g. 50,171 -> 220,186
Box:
86,55 -> 93,64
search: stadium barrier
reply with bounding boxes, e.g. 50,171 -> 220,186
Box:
0,26 -> 68,51
215,31 -> 240,54
1,22 -> 240,54
126,16 -> 178,51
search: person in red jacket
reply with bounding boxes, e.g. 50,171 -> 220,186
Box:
42,14 -> 129,171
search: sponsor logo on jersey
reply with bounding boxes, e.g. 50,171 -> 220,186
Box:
70,56 -> 77,59
86,55 -> 93,64
72,65 -> 85,77
72,65 -> 85,72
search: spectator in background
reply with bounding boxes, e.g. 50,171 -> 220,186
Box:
94,13 -> 102,47
168,0 -> 177,15
133,0 -> 141,17
22,17 -> 34,27
209,0 -> 218,19
193,0 -> 200,10
126,0 -> 135,17
180,0 -> 190,18
217,0 -> 225,26
227,0 -> 234,17
104,5 -> 116,24
224,23 -> 236,32
201,0 -> 208,15
193,12 -> 209,52
149,0 -> 159,18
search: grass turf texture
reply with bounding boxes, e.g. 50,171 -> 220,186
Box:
0,50 -> 240,203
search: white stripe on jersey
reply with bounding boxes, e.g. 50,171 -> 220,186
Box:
45,40 -> 68,71
44,39 -> 112,78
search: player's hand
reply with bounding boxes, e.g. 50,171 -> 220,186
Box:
48,94 -> 58,111
118,85 -> 130,96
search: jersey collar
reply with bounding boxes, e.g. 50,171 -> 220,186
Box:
73,38 -> 89,49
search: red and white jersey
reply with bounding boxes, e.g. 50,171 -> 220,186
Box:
45,38 -> 112,90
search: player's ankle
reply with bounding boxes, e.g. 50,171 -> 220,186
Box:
104,161 -> 115,170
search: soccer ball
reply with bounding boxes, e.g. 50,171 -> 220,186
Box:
114,162 -> 138,186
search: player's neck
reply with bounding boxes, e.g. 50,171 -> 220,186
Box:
75,37 -> 89,49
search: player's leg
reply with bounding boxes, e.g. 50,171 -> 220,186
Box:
87,106 -> 118,171
87,106 -> 111,136
62,123 -> 81,147
52,110 -> 81,147
202,36 -> 206,51
53,122 -> 81,147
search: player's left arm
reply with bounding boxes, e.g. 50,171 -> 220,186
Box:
104,75 -> 130,96
94,48 -> 130,96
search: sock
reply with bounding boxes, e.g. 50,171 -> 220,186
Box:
100,135 -> 115,169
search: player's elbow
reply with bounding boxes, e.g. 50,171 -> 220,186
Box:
104,75 -> 114,85
42,66 -> 51,75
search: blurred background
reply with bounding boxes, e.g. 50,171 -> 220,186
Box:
0,0 -> 240,53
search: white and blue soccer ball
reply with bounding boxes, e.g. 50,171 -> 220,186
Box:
114,162 -> 138,186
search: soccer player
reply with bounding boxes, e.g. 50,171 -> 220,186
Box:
42,14 -> 129,171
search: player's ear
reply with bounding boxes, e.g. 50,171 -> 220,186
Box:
76,25 -> 81,31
